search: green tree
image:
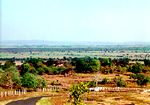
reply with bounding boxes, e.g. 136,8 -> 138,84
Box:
21,63 -> 30,75
36,76 -> 47,88
0,66 -> 22,89
136,73 -> 150,87
70,82 -> 89,105
37,67 -> 45,75
22,73 -> 38,88
144,60 -> 150,66
132,62 -> 144,74
30,68 -> 37,74
88,59 -> 100,72
102,58 -> 110,66
3,60 -> 15,70
46,58 -> 54,67
75,59 -> 88,73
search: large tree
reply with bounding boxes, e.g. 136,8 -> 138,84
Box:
88,59 -> 101,72
0,66 -> 22,89
75,59 -> 88,73
22,73 -> 38,88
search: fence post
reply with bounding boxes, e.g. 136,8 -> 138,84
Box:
5,92 -> 7,97
15,90 -> 16,95
19,90 -> 20,96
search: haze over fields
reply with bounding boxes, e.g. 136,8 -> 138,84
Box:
1,0 -> 150,42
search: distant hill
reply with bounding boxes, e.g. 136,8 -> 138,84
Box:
1,40 -> 150,47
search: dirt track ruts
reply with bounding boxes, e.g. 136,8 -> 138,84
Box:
6,95 -> 60,105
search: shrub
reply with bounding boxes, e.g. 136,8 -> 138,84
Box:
51,81 -> 55,86
70,82 -> 89,105
136,73 -> 150,87
37,67 -> 45,75
47,67 -> 55,75
130,74 -> 137,79
88,81 -> 96,87
117,66 -> 122,72
101,78 -> 107,84
36,76 -> 47,88
30,68 -> 37,74
127,66 -> 132,72
117,80 -> 126,87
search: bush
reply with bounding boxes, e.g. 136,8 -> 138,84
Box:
117,80 -> 126,87
37,67 -> 45,75
70,82 -> 89,105
30,68 -> 37,74
127,66 -> 132,72
47,67 -> 55,75
101,78 -> 107,84
130,74 -> 137,79
136,73 -> 150,87
117,66 -> 122,72
22,73 -> 38,88
88,81 -> 96,87
132,62 -> 144,74
51,81 -> 55,86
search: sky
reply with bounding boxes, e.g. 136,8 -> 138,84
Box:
1,0 -> 150,42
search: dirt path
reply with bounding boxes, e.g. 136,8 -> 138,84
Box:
6,95 -> 60,105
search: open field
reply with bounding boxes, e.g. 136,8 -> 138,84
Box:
0,46 -> 150,60
1,51 -> 150,60
1,72 -> 150,105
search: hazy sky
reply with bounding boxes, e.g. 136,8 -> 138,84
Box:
1,0 -> 150,42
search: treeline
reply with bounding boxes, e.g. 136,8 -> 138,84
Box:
1,46 -> 150,53
0,57 -> 150,89
0,60 -> 47,89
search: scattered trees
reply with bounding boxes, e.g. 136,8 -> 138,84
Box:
130,73 -> 150,87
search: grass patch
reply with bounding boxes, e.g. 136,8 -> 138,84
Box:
36,97 -> 53,105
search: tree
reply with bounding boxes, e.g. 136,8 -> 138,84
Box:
102,58 -> 110,66
26,59 -> 43,70
3,60 -> 15,70
22,73 -> 38,88
70,82 -> 89,105
144,60 -> 150,66
93,73 -> 102,86
46,58 -> 54,67
0,66 -> 22,89
21,63 -> 30,75
88,59 -> 100,72
132,62 -> 144,74
75,59 -> 88,73
136,73 -> 150,87
36,76 -> 47,88
37,67 -> 45,75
